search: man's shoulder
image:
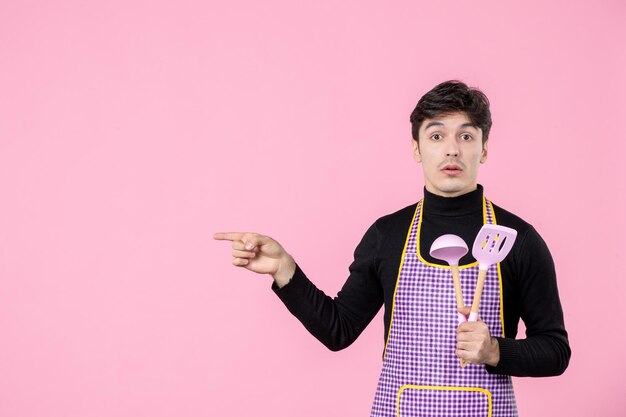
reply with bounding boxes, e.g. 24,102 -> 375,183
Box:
489,200 -> 535,235
372,202 -> 419,232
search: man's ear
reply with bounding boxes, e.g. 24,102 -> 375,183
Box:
412,139 -> 422,163
480,140 -> 488,164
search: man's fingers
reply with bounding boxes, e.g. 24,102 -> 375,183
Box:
456,341 -> 471,351
456,349 -> 476,363
456,331 -> 470,342
232,241 -> 246,250
457,322 -> 472,332
241,234 -> 272,250
214,232 -> 271,250
214,232 -> 244,241
457,306 -> 471,317
457,321 -> 486,333
232,249 -> 256,259
232,257 -> 250,266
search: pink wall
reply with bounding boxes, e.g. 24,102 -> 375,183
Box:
1,0 -> 624,415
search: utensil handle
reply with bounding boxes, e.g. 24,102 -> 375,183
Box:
454,266 -> 468,367
451,265 -> 469,366
458,310 -> 467,367
469,268 -> 488,321
450,265 -> 465,311
456,295 -> 467,367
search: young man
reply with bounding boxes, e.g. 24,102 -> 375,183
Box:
214,81 -> 570,416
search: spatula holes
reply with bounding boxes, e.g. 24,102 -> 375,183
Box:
481,234 -> 490,250
498,236 -> 508,252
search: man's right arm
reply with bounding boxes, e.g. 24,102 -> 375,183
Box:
271,222 -> 385,351
214,223 -> 385,352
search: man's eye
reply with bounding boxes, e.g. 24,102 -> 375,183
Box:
431,134 -> 442,140
460,134 -> 472,141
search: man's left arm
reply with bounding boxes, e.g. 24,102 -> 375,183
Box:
486,226 -> 571,376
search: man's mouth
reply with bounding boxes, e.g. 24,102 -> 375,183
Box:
441,164 -> 463,175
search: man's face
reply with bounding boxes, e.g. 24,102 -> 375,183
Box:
412,112 -> 488,197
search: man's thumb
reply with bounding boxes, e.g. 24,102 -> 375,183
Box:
457,306 -> 471,317
243,234 -> 270,251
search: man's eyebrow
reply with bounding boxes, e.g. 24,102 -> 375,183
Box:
423,121 -> 444,130
423,121 -> 479,130
460,122 -> 479,130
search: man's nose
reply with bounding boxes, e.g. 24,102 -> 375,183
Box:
445,138 -> 460,157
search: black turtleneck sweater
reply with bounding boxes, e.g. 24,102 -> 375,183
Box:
272,185 -> 571,377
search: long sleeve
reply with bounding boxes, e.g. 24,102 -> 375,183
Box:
271,222 -> 385,351
268,191 -> 572,376
487,226 -> 571,376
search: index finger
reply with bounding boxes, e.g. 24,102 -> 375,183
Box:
213,232 -> 245,241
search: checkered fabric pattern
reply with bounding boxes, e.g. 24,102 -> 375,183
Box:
370,199 -> 518,417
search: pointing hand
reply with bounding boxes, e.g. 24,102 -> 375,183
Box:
213,232 -> 296,288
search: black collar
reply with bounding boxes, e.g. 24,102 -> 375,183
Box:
423,184 -> 484,217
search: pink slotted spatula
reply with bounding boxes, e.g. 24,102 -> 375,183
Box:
460,224 -> 517,368
468,224 -> 518,322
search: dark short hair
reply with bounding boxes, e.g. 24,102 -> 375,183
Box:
410,80 -> 492,144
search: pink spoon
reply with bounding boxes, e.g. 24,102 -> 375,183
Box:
430,234 -> 468,324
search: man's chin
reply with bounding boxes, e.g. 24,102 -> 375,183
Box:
427,182 -> 476,197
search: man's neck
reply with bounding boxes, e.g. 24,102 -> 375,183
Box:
423,184 -> 484,216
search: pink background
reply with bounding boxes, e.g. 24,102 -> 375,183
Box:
1,1 -> 624,416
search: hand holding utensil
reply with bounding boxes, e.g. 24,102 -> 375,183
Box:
460,224 -> 518,367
